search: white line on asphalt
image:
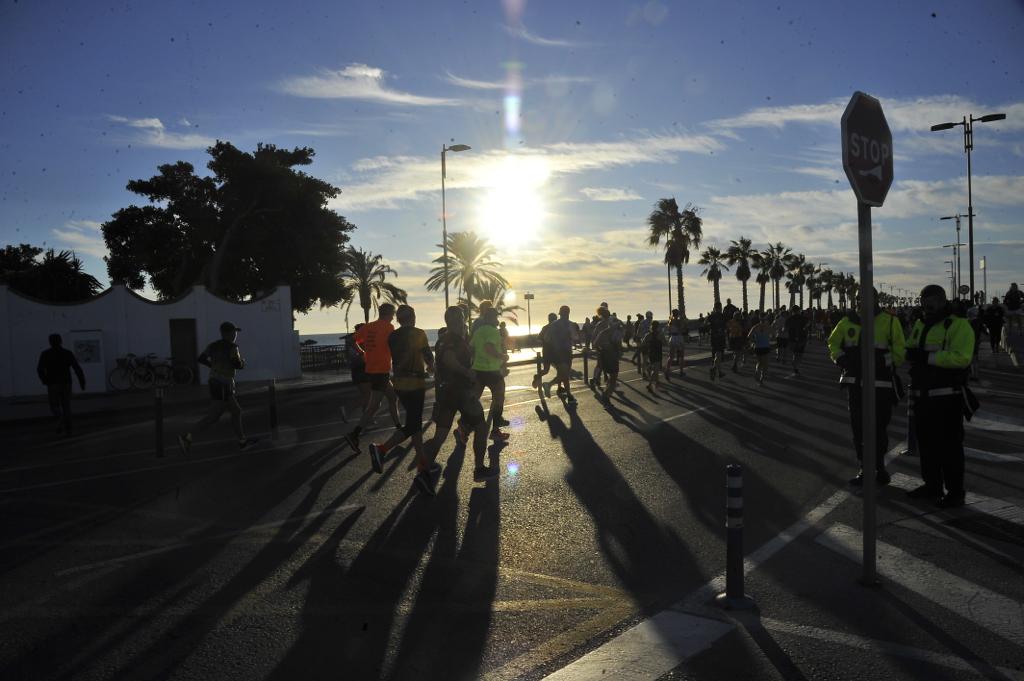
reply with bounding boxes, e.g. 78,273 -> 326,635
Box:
816,523 -> 1024,647
542,444 -> 906,680
542,611 -> 734,681
53,504 -> 365,576
965,446 -> 1024,463
888,473 -> 1024,528
762,618 -> 1024,680
966,416 -> 1024,433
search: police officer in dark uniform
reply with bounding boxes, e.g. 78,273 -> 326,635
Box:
905,284 -> 976,507
827,288 -> 906,486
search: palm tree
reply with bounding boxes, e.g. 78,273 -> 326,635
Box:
787,253 -> 807,308
726,237 -> 755,313
784,271 -> 799,308
698,246 -> 730,307
765,242 -> 794,310
647,198 -> 703,318
800,260 -> 817,308
805,265 -> 820,310
425,231 -> 507,323
336,247 -> 407,323
6,248 -> 102,302
752,250 -> 772,313
820,269 -> 835,308
462,279 -> 524,325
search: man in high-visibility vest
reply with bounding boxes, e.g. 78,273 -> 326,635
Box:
905,284 -> 975,508
828,288 -> 906,486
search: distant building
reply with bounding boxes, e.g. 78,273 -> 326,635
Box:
0,284 -> 300,397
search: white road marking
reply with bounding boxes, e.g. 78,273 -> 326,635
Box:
542,610 -> 733,681
966,416 -> 1024,433
965,446 -> 1024,463
816,523 -> 1024,647
763,618 -> 1024,680
888,473 -> 1024,528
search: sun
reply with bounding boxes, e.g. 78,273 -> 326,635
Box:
477,154 -> 550,250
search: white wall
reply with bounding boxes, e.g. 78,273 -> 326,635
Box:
0,284 -> 300,397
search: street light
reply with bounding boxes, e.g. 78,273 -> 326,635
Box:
944,260 -> 955,299
939,213 -> 974,299
441,143 -> 472,308
941,242 -> 966,298
979,256 -> 987,302
524,292 -> 535,336
930,111 -> 1006,301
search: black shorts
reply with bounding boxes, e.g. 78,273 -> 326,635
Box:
474,370 -> 505,393
396,389 -> 425,437
599,349 -> 620,376
351,364 -> 369,385
435,385 -> 484,427
791,340 -> 807,354
755,347 -> 771,357
729,337 -> 745,351
777,338 -> 789,348
711,339 -> 726,353
366,372 -> 390,391
209,378 -> 236,401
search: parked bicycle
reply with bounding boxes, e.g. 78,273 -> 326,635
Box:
108,353 -> 193,391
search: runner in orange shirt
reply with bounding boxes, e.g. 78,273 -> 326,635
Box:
343,303 -> 401,454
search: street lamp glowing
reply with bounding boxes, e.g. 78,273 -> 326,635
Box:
441,142 -> 472,308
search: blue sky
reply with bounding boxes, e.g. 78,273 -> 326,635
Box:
2,0 -> 1023,332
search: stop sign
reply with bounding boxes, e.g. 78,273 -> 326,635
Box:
841,91 -> 894,207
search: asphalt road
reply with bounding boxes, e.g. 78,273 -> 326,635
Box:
2,340 -> 1022,681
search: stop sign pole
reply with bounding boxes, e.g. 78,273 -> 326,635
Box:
841,91 -> 893,586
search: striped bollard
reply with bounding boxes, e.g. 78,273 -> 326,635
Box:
154,387 -> 165,458
535,352 -> 543,393
716,464 -> 755,610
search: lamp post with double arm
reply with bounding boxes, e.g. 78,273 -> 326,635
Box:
441,143 -> 472,308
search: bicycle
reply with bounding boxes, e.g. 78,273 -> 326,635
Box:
150,357 -> 194,387
108,353 -> 156,391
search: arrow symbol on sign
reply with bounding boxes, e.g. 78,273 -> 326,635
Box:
858,165 -> 882,180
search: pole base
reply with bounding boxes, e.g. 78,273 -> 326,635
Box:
715,592 -> 756,610
858,575 -> 882,588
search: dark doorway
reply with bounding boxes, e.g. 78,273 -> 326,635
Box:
169,318 -> 199,384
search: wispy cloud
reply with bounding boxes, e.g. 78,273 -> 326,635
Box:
504,23 -> 587,48
51,220 -> 107,258
279,63 -> 460,106
579,187 -> 643,202
707,95 -> 1024,135
444,70 -> 594,91
106,115 -> 215,149
331,133 -> 722,211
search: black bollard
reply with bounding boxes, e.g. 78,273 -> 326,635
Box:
268,379 -> 279,438
583,343 -> 590,384
154,387 -> 165,458
716,464 -> 755,609
534,352 -> 543,393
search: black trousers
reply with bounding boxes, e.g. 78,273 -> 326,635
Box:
913,394 -> 965,495
47,383 -> 73,432
846,387 -> 894,470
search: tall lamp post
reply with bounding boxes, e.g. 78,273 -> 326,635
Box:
944,260 -> 955,299
942,242 -> 966,298
940,213 -> 974,299
930,112 -> 1006,301
524,291 -> 535,336
441,143 -> 472,308
979,256 -> 987,302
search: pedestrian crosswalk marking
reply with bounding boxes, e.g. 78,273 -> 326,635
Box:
816,523 -> 1024,647
888,473 -> 1024,528
763,618 -> 1024,680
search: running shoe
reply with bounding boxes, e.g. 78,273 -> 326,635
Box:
343,432 -> 360,452
177,433 -> 192,457
565,394 -> 578,405
473,465 -> 500,481
239,438 -> 256,451
415,470 -> 437,496
495,417 -> 511,427
368,443 -> 385,474
490,429 -> 510,442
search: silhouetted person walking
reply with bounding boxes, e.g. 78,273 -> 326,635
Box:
37,333 -> 86,436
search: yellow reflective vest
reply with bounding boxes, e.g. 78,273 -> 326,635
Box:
827,311 -> 906,386
906,314 -> 974,390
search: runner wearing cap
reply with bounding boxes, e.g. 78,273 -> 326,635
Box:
177,321 -> 254,455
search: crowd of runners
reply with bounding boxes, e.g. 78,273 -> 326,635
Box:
138,281 -> 1023,498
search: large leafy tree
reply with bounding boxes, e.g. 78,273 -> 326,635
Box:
102,141 -> 354,313
0,245 -> 102,302
424,231 -> 507,323
336,247 -> 407,324
698,246 -> 729,308
726,236 -> 755,312
647,198 -> 703,318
